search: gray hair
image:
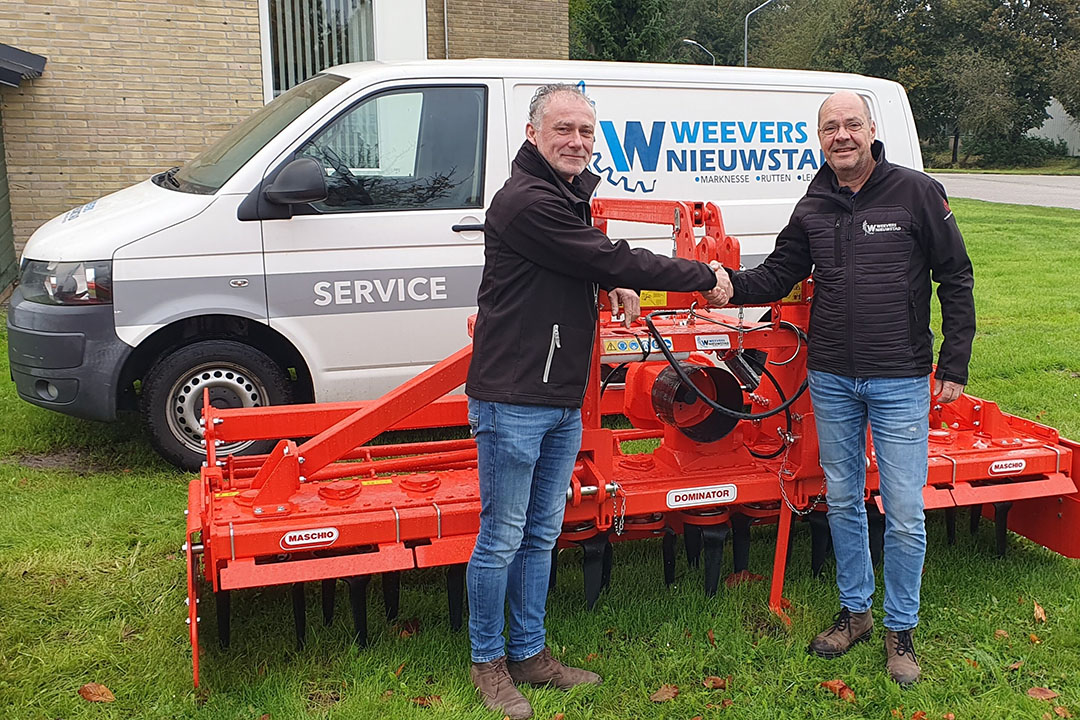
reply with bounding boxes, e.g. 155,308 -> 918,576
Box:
818,91 -> 874,125
528,83 -> 595,127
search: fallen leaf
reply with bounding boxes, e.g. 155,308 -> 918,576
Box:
703,675 -> 731,689
707,628 -> 716,647
260,715 -> 271,720
722,699 -> 734,708
399,618 -> 421,639
725,570 -> 764,587
649,684 -> 679,702
778,597 -> 792,609
1035,601 -> 1047,623
165,553 -> 177,561
821,679 -> 856,703
394,662 -> 405,678
552,714 -> 565,720
1008,661 -> 1024,671
943,714 -> 956,720
1029,688 -> 1061,701
964,658 -> 978,668
995,629 -> 1009,639
1031,633 -> 1043,644
685,629 -> 693,639
692,717 -> 703,720
381,690 -> 393,700
410,695 -> 441,707
77,683 -> 115,703
1054,707 -> 1072,718
892,709 -> 904,718
585,652 -> 599,662
912,712 -> 927,720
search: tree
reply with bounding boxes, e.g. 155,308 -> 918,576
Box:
570,0 -> 673,62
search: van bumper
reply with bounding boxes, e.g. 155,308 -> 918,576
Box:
6,286 -> 131,422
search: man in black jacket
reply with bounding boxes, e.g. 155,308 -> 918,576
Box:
714,91 -> 975,686
464,84 -> 728,719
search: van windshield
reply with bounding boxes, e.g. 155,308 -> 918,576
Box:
169,74 -> 348,194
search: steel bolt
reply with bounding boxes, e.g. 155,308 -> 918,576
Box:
185,618 -> 191,625
213,418 -> 223,425
254,507 -> 263,515
973,405 -> 981,412
299,476 -> 306,483
276,505 -> 285,512
974,421 -> 981,427
185,597 -> 190,606
181,542 -> 188,552
214,440 -> 223,447
184,509 -> 189,516
298,456 -> 305,464
199,418 -> 205,427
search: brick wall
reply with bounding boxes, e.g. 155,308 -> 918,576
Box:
426,0 -> 568,61
0,0 -> 264,253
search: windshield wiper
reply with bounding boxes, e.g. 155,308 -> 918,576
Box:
162,166 -> 181,189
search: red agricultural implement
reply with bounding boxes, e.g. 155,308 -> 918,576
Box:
183,198 -> 1080,686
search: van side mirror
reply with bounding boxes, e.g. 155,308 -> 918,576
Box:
264,157 -> 328,205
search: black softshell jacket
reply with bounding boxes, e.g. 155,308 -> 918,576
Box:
729,141 -> 975,384
466,141 -> 717,407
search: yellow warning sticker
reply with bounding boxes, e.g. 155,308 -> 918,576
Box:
640,290 -> 668,307
214,491 -> 240,498
781,283 -> 804,303
361,478 -> 393,486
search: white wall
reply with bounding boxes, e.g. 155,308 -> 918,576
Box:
373,0 -> 428,62
1029,98 -> 1080,156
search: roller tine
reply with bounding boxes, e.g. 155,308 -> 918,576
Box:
970,504 -> 983,535
600,537 -> 613,591
548,545 -> 559,594
808,511 -> 832,579
578,535 -> 607,610
994,501 -> 1013,557
945,507 -> 957,545
346,575 -> 370,647
292,582 -> 307,650
662,528 -> 677,586
867,502 -> 885,568
684,524 -> 703,568
700,524 -> 729,597
447,563 -> 466,631
730,513 -> 752,574
321,579 -> 336,625
382,571 -> 401,622
215,590 -> 231,649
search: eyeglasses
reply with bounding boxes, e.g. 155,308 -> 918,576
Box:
819,120 -> 866,137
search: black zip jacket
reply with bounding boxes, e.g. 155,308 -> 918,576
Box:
729,141 -> 975,384
466,141 -> 717,407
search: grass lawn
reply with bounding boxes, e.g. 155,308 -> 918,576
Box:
927,157 -> 1080,175
2,198 -> 1080,719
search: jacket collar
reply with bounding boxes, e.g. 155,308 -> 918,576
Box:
512,140 -> 601,203
809,140 -> 891,199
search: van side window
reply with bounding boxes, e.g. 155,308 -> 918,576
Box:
297,86 -> 486,212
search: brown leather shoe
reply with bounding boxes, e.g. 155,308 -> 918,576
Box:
507,648 -> 602,690
807,608 -> 873,659
470,657 -> 533,719
885,629 -> 921,686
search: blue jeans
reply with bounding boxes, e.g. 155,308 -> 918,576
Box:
466,398 -> 582,663
807,370 -> 930,631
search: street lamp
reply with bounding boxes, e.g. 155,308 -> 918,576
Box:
682,38 -> 715,66
744,0 -> 782,67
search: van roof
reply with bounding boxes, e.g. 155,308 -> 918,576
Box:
324,58 -> 900,91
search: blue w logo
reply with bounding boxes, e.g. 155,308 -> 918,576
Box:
598,121 -> 665,172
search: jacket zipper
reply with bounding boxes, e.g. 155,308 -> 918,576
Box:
846,197 -> 857,375
542,323 -> 561,383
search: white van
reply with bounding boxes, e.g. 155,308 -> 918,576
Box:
6,59 -> 921,469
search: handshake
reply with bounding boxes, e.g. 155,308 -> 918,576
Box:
606,261 -> 735,329
702,260 -> 734,307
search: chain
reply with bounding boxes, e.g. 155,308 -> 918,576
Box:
613,486 -> 626,536
775,429 -> 827,517
737,305 -> 745,356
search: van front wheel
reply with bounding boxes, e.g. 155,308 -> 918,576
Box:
142,340 -> 293,471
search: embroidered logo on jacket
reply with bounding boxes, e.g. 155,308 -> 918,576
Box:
862,220 -> 903,234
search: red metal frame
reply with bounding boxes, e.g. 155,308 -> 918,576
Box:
184,198 -> 1079,686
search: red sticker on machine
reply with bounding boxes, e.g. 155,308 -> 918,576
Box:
280,527 -> 340,550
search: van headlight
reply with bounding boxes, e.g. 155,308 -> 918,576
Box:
19,260 -> 113,305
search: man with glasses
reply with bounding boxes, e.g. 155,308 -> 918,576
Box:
711,91 -> 975,685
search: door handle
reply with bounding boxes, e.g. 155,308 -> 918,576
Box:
451,223 -> 484,233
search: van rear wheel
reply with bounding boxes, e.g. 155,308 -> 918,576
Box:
142,340 -> 293,471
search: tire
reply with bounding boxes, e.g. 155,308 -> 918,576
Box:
141,340 -> 293,471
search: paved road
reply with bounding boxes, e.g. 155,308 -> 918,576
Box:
928,173 -> 1080,210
